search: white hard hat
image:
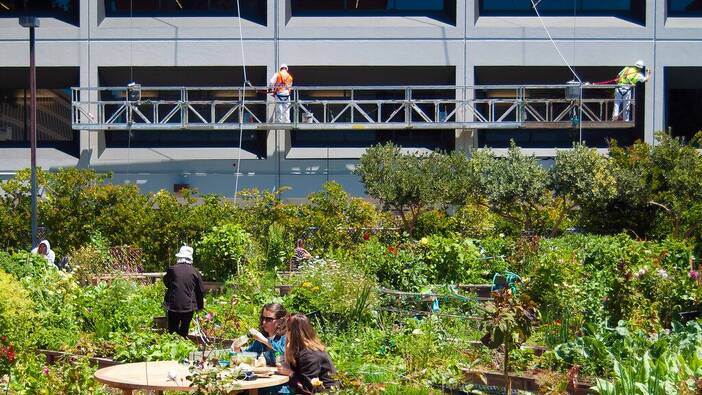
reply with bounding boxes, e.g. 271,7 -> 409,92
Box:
635,60 -> 645,69
279,64 -> 288,70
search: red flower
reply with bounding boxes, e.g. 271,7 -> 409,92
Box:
555,320 -> 561,326
387,246 -> 397,255
363,232 -> 370,241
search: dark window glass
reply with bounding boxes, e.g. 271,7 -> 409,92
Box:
668,0 -> 702,16
479,0 -> 644,22
291,0 -> 456,24
0,88 -> 78,154
104,0 -> 267,24
105,130 -> 266,157
0,0 -> 79,25
292,130 -> 454,151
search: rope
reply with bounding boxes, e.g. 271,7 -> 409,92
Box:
530,0 -> 581,84
592,78 -> 619,85
233,0 -> 248,203
529,0 -> 584,142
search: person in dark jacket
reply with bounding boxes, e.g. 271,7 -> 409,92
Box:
163,245 -> 204,338
278,314 -> 338,394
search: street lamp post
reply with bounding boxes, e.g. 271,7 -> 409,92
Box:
19,16 -> 40,248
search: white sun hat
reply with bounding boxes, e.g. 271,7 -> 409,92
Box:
175,245 -> 193,261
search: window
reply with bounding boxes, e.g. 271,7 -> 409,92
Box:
105,130 -> 266,157
479,0 -> 644,22
292,130 -> 454,152
0,0 -> 79,25
104,0 -> 267,23
668,0 -> 702,16
291,0 -> 456,23
0,89 -> 78,154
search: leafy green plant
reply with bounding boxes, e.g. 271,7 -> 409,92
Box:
111,331 -> 196,362
593,350 -> 702,395
481,289 -> 540,394
286,259 -> 378,327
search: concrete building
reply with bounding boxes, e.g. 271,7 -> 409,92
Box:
1,0 -> 701,197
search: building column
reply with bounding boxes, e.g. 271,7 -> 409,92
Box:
78,0 -> 103,166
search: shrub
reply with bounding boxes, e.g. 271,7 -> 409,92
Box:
197,223 -> 254,280
0,270 -> 35,346
78,280 -> 164,339
0,251 -> 53,280
19,269 -> 82,350
286,259 -> 378,327
355,240 -> 430,291
420,234 -> 506,284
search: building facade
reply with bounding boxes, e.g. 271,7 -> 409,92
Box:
1,0 -> 701,197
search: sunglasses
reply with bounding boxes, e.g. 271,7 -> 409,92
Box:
262,316 -> 277,323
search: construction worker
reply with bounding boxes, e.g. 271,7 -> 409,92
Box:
612,60 -> 651,122
268,64 -> 293,123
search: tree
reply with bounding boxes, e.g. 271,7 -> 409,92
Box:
647,132 -> 702,239
481,288 -> 539,394
550,143 -> 617,236
465,143 -> 552,235
354,143 -> 458,236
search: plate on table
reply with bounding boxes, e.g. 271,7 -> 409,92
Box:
251,366 -> 275,376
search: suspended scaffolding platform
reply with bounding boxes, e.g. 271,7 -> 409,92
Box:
71,84 -> 635,131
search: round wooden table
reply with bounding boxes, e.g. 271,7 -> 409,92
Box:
94,361 -> 289,394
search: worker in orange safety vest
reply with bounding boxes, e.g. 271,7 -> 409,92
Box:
612,60 -> 651,122
268,64 -> 293,123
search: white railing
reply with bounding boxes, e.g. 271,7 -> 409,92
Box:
71,84 -> 635,131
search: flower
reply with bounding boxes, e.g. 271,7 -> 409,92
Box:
311,377 -> 323,388
412,329 -> 423,335
690,270 -> 699,281
302,281 -> 312,288
657,269 -> 669,279
42,366 -> 49,376
387,246 -> 397,255
419,237 -> 428,246
205,312 -> 213,321
362,232 -> 370,241
634,267 -> 648,279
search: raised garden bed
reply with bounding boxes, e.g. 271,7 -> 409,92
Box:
39,349 -> 121,369
462,368 -> 594,395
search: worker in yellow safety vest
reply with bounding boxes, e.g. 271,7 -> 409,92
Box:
612,60 -> 651,122
268,64 -> 293,123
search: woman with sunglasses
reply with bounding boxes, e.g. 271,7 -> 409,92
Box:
232,303 -> 288,365
277,314 -> 338,394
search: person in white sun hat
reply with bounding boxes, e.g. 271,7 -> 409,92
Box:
163,245 -> 205,338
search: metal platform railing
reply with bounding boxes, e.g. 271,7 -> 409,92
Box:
71,84 -> 635,131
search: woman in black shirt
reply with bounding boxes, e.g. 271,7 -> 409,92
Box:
278,314 -> 338,394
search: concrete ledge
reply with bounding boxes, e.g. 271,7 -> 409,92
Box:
665,17 -> 702,29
